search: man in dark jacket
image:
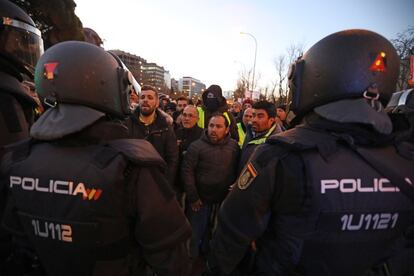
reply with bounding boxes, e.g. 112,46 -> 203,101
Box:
197,85 -> 239,141
207,29 -> 414,276
175,105 -> 203,204
127,85 -> 179,187
1,41 -> 191,276
181,113 -> 239,260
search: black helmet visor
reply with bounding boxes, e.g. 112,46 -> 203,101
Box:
0,17 -> 43,75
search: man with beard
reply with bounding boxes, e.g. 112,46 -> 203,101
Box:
197,85 -> 239,141
173,96 -> 189,128
127,85 -> 179,187
181,113 -> 239,262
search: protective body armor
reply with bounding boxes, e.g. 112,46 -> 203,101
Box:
256,127 -> 414,275
3,138 -> 164,276
0,71 -> 35,146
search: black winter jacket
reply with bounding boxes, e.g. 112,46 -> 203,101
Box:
175,125 -> 203,192
127,108 -> 179,186
181,130 -> 240,204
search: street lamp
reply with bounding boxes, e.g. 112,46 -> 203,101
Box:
240,32 -> 257,91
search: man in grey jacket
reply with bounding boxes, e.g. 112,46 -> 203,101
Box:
181,113 -> 239,261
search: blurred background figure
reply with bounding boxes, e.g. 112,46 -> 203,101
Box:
237,98 -> 254,123
276,104 -> 289,130
230,102 -> 242,119
236,107 -> 253,147
197,84 -> 239,141
82,27 -> 103,47
174,96 -> 189,129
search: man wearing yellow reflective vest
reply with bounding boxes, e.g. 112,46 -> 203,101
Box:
236,107 -> 253,147
197,85 -> 239,141
238,101 -> 282,172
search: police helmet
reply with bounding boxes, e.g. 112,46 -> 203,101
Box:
35,41 -> 138,118
0,0 -> 43,78
287,29 -> 399,122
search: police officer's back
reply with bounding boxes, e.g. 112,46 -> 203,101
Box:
208,29 -> 414,276
0,41 -> 191,276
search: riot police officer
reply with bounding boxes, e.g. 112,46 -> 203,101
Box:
0,0 -> 43,146
1,41 -> 191,276
207,29 -> 414,275
0,0 -> 43,270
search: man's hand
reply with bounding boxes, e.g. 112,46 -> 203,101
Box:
191,199 -> 203,212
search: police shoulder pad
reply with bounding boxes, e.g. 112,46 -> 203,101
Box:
106,139 -> 166,167
237,162 -> 258,190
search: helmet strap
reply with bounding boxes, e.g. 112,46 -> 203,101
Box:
363,85 -> 382,112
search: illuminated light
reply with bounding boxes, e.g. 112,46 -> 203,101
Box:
44,62 -> 58,79
369,53 -> 386,72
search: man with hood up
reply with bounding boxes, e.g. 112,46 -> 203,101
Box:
197,85 -> 239,141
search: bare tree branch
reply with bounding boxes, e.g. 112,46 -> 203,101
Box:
391,26 -> 414,90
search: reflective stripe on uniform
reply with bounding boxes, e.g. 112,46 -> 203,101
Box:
248,123 -> 278,145
197,107 -> 231,128
237,122 -> 246,147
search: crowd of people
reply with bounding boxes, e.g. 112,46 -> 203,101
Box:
0,1 -> 414,276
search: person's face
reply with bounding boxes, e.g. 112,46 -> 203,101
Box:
242,108 -> 254,127
139,90 -> 159,116
277,108 -> 287,121
182,106 -> 198,129
208,116 -> 229,143
177,100 -> 188,112
243,103 -> 252,110
232,103 -> 241,113
252,109 -> 275,133
162,99 -> 169,107
130,91 -> 139,104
